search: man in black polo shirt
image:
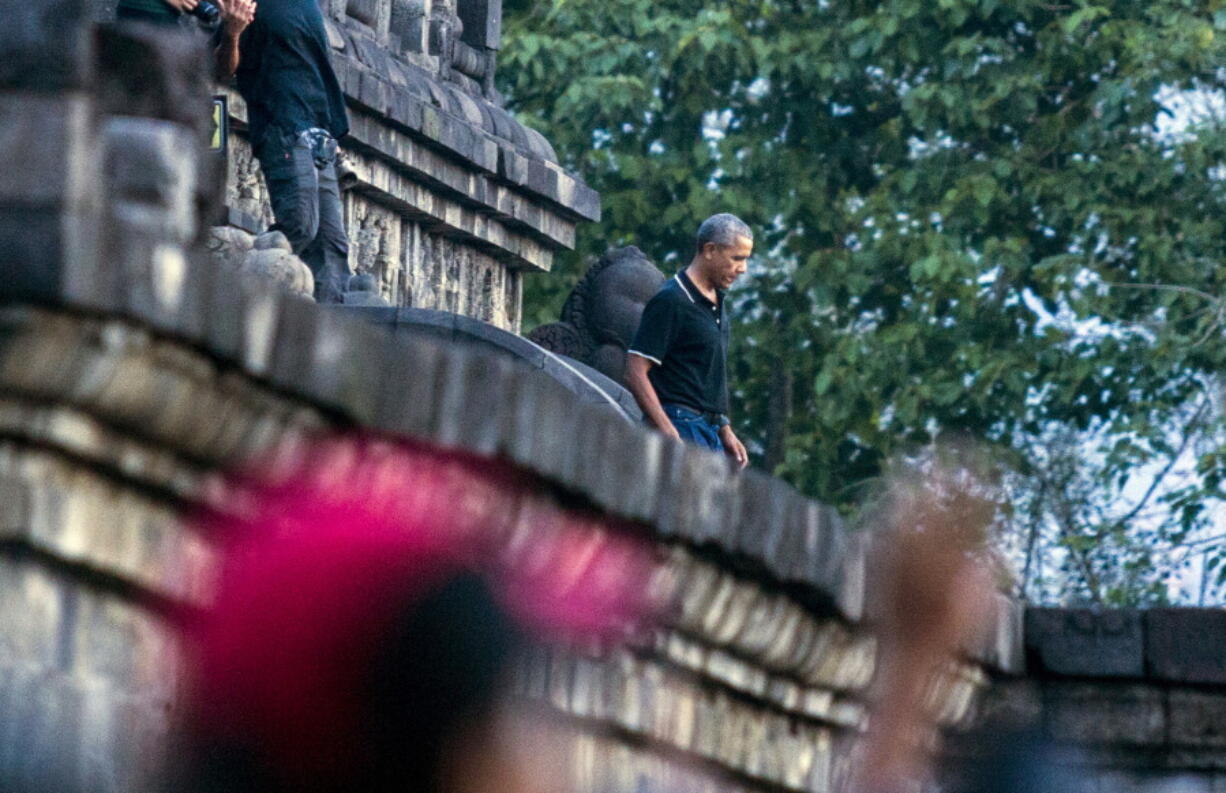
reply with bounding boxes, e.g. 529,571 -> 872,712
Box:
626,214 -> 751,468
215,0 -> 352,303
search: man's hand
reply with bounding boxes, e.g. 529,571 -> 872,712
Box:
719,425 -> 748,469
659,422 -> 682,444
164,0 -> 200,12
214,0 -> 255,79
219,0 -> 256,37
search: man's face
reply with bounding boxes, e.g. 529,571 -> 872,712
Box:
703,235 -> 753,290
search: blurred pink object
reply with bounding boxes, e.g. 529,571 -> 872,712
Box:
187,437 -> 658,784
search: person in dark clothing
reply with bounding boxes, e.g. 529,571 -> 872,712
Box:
215,0 -> 352,303
625,213 -> 751,468
116,0 -> 198,25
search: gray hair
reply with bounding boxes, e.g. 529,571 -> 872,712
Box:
695,213 -> 753,255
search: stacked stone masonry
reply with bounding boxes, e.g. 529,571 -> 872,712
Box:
0,291 -> 1017,793
0,7 -> 1019,788
945,608 -> 1226,793
89,0 -> 599,332
207,0 -> 600,331
13,6 -> 1220,793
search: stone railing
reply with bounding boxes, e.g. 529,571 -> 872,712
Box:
16,8 -> 1211,793
0,258 -> 1022,793
0,8 -> 1022,793
944,608 -> 1226,793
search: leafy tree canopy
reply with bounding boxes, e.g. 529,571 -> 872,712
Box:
499,0 -> 1226,604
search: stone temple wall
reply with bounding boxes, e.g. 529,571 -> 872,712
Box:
237,0 -> 599,331
0,6 -> 1021,792
1,4 -> 1223,793
94,0 -> 599,332
946,609 -> 1226,793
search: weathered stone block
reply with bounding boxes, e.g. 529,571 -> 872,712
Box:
656,443 -> 734,542
118,244 -> 197,338
389,90 -> 425,131
233,285 -> 283,379
3,448 -> 218,605
372,334 -> 444,438
527,159 -> 559,202
345,0 -> 378,25
1026,607 -> 1144,679
0,668 -> 85,793
299,308 -> 387,424
1145,609 -> 1226,685
202,266 -> 247,363
104,116 -> 198,246
569,404 -> 638,512
0,210 -> 99,306
751,473 -> 800,573
73,590 -> 179,696
0,0 -> 92,90
834,529 -> 866,623
264,291 -> 319,391
171,251 -> 220,342
581,422 -> 661,524
1170,689 -> 1226,750
433,348 -> 512,455
389,0 -> 426,53
0,555 -> 66,672
1043,682 -> 1166,746
790,501 -> 840,589
496,144 -> 527,188
731,468 -> 784,559
1093,770 -> 1213,793
971,678 -> 1043,728
502,371 -> 580,481
0,94 -> 94,209
803,623 -> 876,692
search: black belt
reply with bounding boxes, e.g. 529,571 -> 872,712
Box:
299,127 -> 339,167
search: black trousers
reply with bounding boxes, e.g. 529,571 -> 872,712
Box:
257,128 -> 351,304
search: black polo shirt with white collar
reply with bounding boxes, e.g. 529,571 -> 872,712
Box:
628,269 -> 731,416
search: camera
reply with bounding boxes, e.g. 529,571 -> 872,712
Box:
189,0 -> 220,26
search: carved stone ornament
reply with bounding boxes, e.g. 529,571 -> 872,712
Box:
527,246 -> 665,385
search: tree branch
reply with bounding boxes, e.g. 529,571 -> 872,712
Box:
1112,398 -> 1211,530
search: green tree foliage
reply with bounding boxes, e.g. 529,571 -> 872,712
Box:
499,0 -> 1226,603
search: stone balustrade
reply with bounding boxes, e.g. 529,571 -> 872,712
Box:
944,608 -> 1226,793
0,5 -> 1034,793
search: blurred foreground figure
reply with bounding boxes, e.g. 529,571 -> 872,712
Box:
178,439 -> 656,793
844,459 -> 1087,793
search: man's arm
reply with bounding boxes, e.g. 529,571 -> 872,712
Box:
214,0 -> 256,79
718,424 -> 748,469
625,354 -> 681,443
718,367 -> 747,468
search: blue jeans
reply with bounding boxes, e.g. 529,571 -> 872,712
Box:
662,403 -> 724,452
